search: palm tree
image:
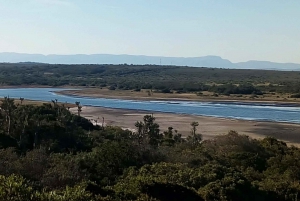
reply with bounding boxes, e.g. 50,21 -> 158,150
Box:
190,121 -> 201,145
75,101 -> 82,116
190,121 -> 199,136
75,101 -> 80,106
102,117 -> 105,130
19,97 -> 24,105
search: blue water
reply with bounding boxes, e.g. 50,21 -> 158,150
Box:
0,88 -> 300,123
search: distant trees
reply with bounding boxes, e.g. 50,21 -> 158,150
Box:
291,93 -> 300,98
208,84 -> 263,95
1,63 -> 300,94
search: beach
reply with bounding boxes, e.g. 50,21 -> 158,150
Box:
57,88 -> 300,105
1,86 -> 300,146
70,106 -> 300,147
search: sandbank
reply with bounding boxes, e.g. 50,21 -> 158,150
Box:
70,106 -> 300,147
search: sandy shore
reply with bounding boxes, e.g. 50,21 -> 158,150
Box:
70,106 -> 300,147
1,86 -> 300,146
57,88 -> 300,106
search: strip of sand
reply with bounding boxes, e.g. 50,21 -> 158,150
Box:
70,106 -> 300,147
57,88 -> 300,106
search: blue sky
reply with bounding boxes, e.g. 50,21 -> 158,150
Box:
0,0 -> 299,63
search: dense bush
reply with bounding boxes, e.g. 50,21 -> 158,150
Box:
1,63 -> 300,93
208,84 -> 263,95
1,98 -> 300,200
291,93 -> 300,98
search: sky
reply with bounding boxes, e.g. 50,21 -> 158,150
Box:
0,0 -> 299,63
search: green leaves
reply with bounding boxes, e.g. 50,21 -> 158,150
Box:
0,100 -> 95,152
1,102 -> 300,200
0,174 -> 35,201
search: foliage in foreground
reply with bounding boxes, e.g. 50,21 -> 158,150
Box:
0,98 -> 300,200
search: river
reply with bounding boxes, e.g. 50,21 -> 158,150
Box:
0,88 -> 300,123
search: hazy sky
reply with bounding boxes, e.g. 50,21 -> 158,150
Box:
0,0 -> 299,63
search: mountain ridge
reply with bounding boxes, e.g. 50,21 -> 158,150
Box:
0,52 -> 300,71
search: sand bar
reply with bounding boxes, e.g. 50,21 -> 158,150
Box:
70,106 -> 300,147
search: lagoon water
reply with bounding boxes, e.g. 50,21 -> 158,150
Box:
0,88 -> 300,123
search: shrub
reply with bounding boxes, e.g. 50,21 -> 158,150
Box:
0,174 -> 35,201
161,88 -> 171,93
291,93 -> 300,98
108,86 -> 116,90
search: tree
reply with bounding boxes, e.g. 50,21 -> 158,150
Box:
135,121 -> 145,147
0,97 -> 17,137
75,101 -> 82,116
19,97 -> 24,105
41,154 -> 87,189
190,121 -> 199,137
0,174 -> 36,201
188,121 -> 202,146
133,115 -> 161,147
162,127 -> 175,146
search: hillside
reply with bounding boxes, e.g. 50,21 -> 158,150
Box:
1,52 -> 300,70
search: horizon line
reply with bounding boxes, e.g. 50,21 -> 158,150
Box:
1,52 -> 300,65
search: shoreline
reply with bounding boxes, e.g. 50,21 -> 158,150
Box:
76,104 -> 300,126
70,106 -> 300,147
1,86 -> 300,106
55,90 -> 300,125
56,89 -> 300,107
0,86 -> 299,146
1,86 -> 300,124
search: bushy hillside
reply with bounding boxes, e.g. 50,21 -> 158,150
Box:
1,63 -> 300,94
0,98 -> 300,200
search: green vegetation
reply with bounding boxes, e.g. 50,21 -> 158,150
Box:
1,63 -> 300,95
1,97 -> 300,200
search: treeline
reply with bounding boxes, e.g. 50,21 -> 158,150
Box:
1,98 -> 300,200
208,84 -> 263,95
2,63 -> 300,94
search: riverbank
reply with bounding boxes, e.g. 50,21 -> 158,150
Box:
1,87 -> 300,146
57,88 -> 300,106
70,106 -> 300,147
1,86 -> 300,105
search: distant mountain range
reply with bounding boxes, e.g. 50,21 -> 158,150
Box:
1,52 -> 300,71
